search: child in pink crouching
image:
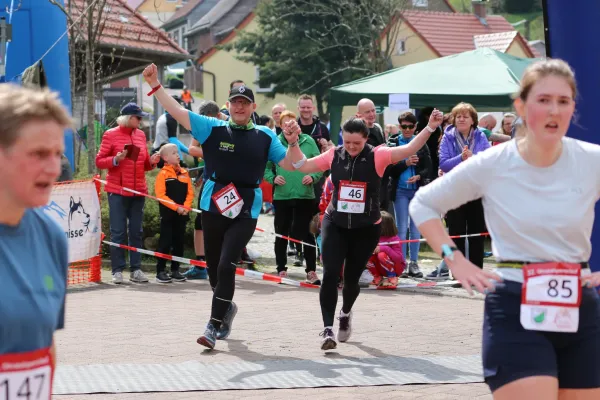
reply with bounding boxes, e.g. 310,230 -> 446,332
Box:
367,211 -> 405,288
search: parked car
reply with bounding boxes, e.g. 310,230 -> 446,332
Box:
165,60 -> 193,89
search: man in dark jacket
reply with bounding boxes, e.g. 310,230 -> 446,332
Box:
297,94 -> 332,153
356,98 -> 385,146
355,98 -> 389,208
416,107 -> 441,182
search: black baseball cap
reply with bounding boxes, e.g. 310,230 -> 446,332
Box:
228,85 -> 255,103
120,102 -> 149,117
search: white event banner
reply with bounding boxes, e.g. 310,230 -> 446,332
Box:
388,93 -> 410,110
42,181 -> 102,263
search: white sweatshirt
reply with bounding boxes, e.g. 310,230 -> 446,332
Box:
409,137 -> 600,282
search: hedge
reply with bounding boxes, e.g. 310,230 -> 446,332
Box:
75,150 -> 199,256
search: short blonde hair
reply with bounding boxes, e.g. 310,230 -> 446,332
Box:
0,84 -> 73,148
159,143 -> 178,157
297,94 -> 313,105
451,102 -> 478,128
279,110 -> 297,126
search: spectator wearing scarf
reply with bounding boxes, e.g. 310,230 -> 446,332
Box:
438,102 -> 490,269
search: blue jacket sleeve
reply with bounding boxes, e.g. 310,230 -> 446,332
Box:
439,134 -> 463,173
168,137 -> 189,156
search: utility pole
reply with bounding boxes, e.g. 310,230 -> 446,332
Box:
0,17 -> 13,78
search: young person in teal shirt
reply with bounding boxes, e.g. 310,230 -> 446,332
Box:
0,84 -> 72,398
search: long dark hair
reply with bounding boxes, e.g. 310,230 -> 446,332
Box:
380,211 -> 398,237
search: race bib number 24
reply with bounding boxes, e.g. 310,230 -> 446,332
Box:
211,183 -> 244,219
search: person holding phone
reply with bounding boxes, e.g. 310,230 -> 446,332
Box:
96,103 -> 161,284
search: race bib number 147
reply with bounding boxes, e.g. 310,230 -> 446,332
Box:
0,348 -> 52,400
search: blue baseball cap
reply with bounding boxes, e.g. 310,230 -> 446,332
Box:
120,102 -> 149,117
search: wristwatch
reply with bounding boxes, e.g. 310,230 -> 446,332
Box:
441,244 -> 459,261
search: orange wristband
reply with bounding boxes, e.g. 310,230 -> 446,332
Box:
147,84 -> 162,96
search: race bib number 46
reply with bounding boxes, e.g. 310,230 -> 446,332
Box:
337,181 -> 367,214
520,263 -> 582,333
211,183 -> 244,219
0,348 -> 52,400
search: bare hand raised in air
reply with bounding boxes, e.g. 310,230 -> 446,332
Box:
142,64 -> 160,86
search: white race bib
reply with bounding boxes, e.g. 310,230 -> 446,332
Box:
0,348 -> 52,400
520,263 -> 582,333
211,183 -> 244,219
337,180 -> 367,214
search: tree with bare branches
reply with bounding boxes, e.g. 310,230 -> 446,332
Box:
51,0 -> 131,174
227,0 -> 409,117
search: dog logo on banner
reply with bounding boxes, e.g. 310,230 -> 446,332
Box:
69,197 -> 91,234
43,181 -> 101,263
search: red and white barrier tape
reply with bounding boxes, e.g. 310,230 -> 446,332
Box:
102,240 -> 318,289
379,232 -> 490,246
94,179 -> 487,248
94,178 -> 316,248
102,240 -> 456,291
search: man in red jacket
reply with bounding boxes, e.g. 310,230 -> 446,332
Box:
96,103 -> 161,284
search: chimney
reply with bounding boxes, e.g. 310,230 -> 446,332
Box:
472,0 -> 487,20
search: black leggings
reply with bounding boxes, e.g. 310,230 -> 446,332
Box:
446,198 -> 486,268
202,211 -> 257,329
273,199 -> 316,273
319,215 -> 381,327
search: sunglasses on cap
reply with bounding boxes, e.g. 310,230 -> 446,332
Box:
400,124 -> 415,130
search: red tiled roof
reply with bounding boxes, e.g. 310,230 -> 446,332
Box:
164,0 -> 203,25
67,0 -> 188,57
126,0 -> 144,10
401,10 -> 535,57
474,31 -> 517,52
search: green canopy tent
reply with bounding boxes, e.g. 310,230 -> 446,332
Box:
328,48 -> 538,142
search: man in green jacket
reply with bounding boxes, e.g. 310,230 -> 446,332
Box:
264,126 -> 322,285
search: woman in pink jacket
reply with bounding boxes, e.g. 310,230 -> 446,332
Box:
366,211 -> 406,288
95,103 -> 160,284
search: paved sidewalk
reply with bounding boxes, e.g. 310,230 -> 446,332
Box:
56,215 -> 493,399
56,273 -> 491,399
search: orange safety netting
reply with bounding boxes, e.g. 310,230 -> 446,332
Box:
68,255 -> 102,285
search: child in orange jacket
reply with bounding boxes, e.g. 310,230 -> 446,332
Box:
154,143 -> 195,283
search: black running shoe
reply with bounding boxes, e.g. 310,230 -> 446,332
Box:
156,271 -> 172,283
170,270 -> 187,282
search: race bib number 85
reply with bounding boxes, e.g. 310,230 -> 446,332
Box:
0,348 -> 52,400
520,263 -> 582,333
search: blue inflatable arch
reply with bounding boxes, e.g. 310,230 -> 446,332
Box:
1,0 -> 73,167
